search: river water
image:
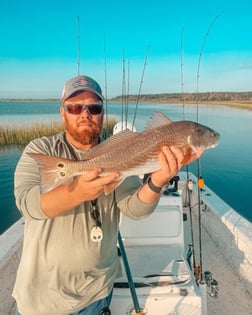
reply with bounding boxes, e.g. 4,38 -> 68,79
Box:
0,101 -> 252,234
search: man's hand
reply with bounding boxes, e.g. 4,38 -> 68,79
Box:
70,168 -> 119,200
151,146 -> 203,189
41,169 -> 119,217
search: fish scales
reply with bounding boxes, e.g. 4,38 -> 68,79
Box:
70,125 -> 179,172
82,120 -> 196,172
29,112 -> 220,193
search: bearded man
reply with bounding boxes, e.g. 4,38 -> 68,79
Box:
13,75 -> 199,315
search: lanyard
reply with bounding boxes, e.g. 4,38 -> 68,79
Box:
63,133 -> 103,242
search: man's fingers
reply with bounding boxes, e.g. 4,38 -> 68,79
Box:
84,168 -> 103,181
168,146 -> 184,164
161,146 -> 184,170
99,172 -> 120,185
82,169 -> 119,186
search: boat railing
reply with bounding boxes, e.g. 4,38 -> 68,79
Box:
0,217 -> 24,315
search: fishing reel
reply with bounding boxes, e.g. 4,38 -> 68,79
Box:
204,271 -> 219,298
163,175 -> 180,196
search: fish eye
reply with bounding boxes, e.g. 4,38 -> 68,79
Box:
58,162 -> 65,168
197,127 -> 203,135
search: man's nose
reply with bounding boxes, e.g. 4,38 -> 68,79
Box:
80,106 -> 91,117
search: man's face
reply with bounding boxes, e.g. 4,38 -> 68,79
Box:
60,91 -> 104,149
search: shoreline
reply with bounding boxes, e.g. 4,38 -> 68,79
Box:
109,98 -> 252,110
1,99 -> 252,109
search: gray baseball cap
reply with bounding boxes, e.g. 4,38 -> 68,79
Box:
61,75 -> 104,102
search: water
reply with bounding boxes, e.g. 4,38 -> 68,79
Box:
0,147 -> 22,232
1,101 -> 252,234
0,101 -> 61,123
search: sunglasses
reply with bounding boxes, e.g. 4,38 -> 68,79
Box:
63,104 -> 103,115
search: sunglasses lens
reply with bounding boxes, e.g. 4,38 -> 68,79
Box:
66,105 -> 82,115
88,105 -> 103,115
64,104 -> 103,115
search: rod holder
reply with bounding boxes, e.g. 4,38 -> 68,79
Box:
204,271 -> 218,298
209,279 -> 219,298
204,270 -> 213,287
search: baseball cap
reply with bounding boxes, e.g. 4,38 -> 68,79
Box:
61,75 -> 104,102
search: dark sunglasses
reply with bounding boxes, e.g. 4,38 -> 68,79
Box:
63,104 -> 103,115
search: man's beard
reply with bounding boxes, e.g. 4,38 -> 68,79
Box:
65,118 -> 101,145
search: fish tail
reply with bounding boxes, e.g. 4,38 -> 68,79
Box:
28,153 -> 73,193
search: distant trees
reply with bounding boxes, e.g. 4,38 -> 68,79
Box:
110,92 -> 252,103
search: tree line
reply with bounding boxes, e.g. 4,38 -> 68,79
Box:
110,91 -> 252,103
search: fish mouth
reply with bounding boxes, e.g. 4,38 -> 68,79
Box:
209,142 -> 218,149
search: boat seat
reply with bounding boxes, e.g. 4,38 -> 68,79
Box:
120,195 -> 184,247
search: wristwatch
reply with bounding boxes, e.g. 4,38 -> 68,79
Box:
147,176 -> 162,194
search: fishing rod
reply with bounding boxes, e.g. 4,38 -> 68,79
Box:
115,50 -> 151,314
126,59 -> 130,121
75,21 -> 142,313
121,50 -> 127,130
120,53 -> 132,131
132,45 -> 151,130
124,59 -> 130,129
117,231 -> 145,315
76,16 -> 80,75
76,17 -> 107,135
195,14 -> 219,283
180,27 -> 197,272
103,34 -> 109,139
180,27 -> 186,121
102,44 -> 144,313
196,14 -> 220,122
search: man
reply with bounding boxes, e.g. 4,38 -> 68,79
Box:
13,75 -> 201,315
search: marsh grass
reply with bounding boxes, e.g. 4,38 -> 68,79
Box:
0,121 -> 64,146
0,117 -> 117,146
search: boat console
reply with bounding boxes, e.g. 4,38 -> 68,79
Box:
110,191 -> 204,315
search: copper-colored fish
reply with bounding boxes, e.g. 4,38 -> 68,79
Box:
29,112 -> 220,194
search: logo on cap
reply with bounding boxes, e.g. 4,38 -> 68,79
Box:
72,77 -> 92,89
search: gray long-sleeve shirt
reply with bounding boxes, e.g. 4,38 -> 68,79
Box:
13,132 -> 158,315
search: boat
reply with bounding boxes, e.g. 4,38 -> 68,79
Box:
1,170 -> 252,315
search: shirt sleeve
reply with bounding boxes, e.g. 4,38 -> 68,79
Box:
14,140 -> 50,220
116,176 -> 159,220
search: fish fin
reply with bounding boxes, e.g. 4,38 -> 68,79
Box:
28,153 -> 74,193
103,177 -> 125,195
145,112 -> 173,130
84,130 -> 138,159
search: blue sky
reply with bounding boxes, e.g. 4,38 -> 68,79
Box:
0,0 -> 252,99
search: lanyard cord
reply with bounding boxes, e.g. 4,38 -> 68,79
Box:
90,199 -> 101,227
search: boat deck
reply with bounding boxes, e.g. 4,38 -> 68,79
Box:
180,170 -> 252,315
184,208 -> 252,315
1,172 -> 252,314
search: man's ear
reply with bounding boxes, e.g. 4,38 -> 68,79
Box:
60,106 -> 66,123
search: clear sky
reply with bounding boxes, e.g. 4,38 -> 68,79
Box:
1,0 -> 252,99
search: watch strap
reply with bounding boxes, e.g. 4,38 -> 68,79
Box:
147,176 -> 162,194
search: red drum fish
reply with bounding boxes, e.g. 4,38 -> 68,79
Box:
29,112 -> 220,194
